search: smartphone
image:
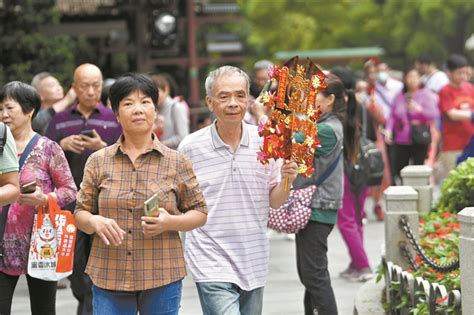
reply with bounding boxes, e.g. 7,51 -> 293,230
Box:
80,129 -> 95,137
21,180 -> 37,194
144,193 -> 159,217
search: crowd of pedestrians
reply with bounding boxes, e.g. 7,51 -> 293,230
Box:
0,52 -> 472,315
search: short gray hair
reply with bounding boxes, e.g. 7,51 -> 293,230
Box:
254,60 -> 273,71
205,66 -> 250,96
30,72 -> 53,90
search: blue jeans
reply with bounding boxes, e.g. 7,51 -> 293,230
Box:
196,282 -> 263,315
92,280 -> 182,315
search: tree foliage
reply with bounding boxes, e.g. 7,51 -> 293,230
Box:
0,0 -> 75,85
238,0 -> 474,69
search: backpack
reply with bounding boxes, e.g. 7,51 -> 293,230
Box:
345,106 -> 385,193
0,122 -> 6,155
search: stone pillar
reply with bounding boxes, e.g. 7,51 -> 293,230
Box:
401,165 -> 433,215
458,207 -> 474,315
384,186 -> 419,270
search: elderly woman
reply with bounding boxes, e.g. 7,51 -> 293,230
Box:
74,73 -> 207,315
0,82 -> 77,315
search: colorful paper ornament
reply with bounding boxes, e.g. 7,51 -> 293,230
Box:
257,57 -> 327,183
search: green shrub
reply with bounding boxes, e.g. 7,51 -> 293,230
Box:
435,158 -> 474,213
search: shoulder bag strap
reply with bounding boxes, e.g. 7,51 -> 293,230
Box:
0,205 -> 9,256
0,122 -> 6,155
313,151 -> 342,187
0,133 -> 41,256
375,85 -> 392,109
18,133 -> 41,170
361,103 -> 368,139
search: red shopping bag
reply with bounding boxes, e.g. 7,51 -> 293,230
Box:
28,195 -> 77,281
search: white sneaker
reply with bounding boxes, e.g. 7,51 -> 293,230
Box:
346,267 -> 373,282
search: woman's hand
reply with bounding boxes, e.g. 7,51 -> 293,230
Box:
141,208 -> 171,237
89,215 -> 126,246
18,186 -> 48,206
408,100 -> 422,112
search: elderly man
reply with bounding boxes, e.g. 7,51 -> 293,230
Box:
30,72 -> 76,135
178,66 -> 297,315
45,63 -> 122,315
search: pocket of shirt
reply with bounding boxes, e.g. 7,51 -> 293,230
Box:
149,182 -> 179,215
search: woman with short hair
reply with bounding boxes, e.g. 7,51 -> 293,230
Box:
74,73 -> 207,315
0,81 -> 77,315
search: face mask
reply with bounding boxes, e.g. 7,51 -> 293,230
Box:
377,71 -> 389,83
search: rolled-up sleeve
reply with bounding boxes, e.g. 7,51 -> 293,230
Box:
75,152 -> 100,215
176,155 -> 207,214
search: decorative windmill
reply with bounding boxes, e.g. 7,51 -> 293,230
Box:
257,57 -> 327,190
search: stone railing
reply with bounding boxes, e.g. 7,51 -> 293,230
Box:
383,165 -> 473,314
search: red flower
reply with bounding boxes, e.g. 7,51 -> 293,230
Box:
436,227 -> 451,235
434,222 -> 442,228
436,273 -> 445,280
415,255 -> 422,265
441,212 -> 453,219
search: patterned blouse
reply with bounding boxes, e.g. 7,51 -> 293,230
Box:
0,136 -> 77,276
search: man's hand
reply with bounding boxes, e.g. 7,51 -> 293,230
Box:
18,186 -> 48,206
81,129 -> 106,151
269,160 -> 299,209
281,160 -> 298,186
64,87 -> 77,104
89,215 -> 126,246
60,135 -> 84,154
141,208 -> 171,237
52,87 -> 77,113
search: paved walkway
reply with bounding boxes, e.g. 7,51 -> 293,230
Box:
12,201 -> 385,315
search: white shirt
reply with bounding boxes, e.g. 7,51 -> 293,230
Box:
375,78 -> 403,119
178,121 -> 280,290
421,70 -> 449,93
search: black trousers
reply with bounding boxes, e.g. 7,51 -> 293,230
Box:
393,143 -> 429,181
0,272 -> 57,315
68,231 -> 93,315
296,221 -> 338,315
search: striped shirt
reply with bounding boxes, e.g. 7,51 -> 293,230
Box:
178,121 -> 280,290
76,135 -> 207,291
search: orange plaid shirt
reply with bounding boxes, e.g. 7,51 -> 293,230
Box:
75,135 -> 207,291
